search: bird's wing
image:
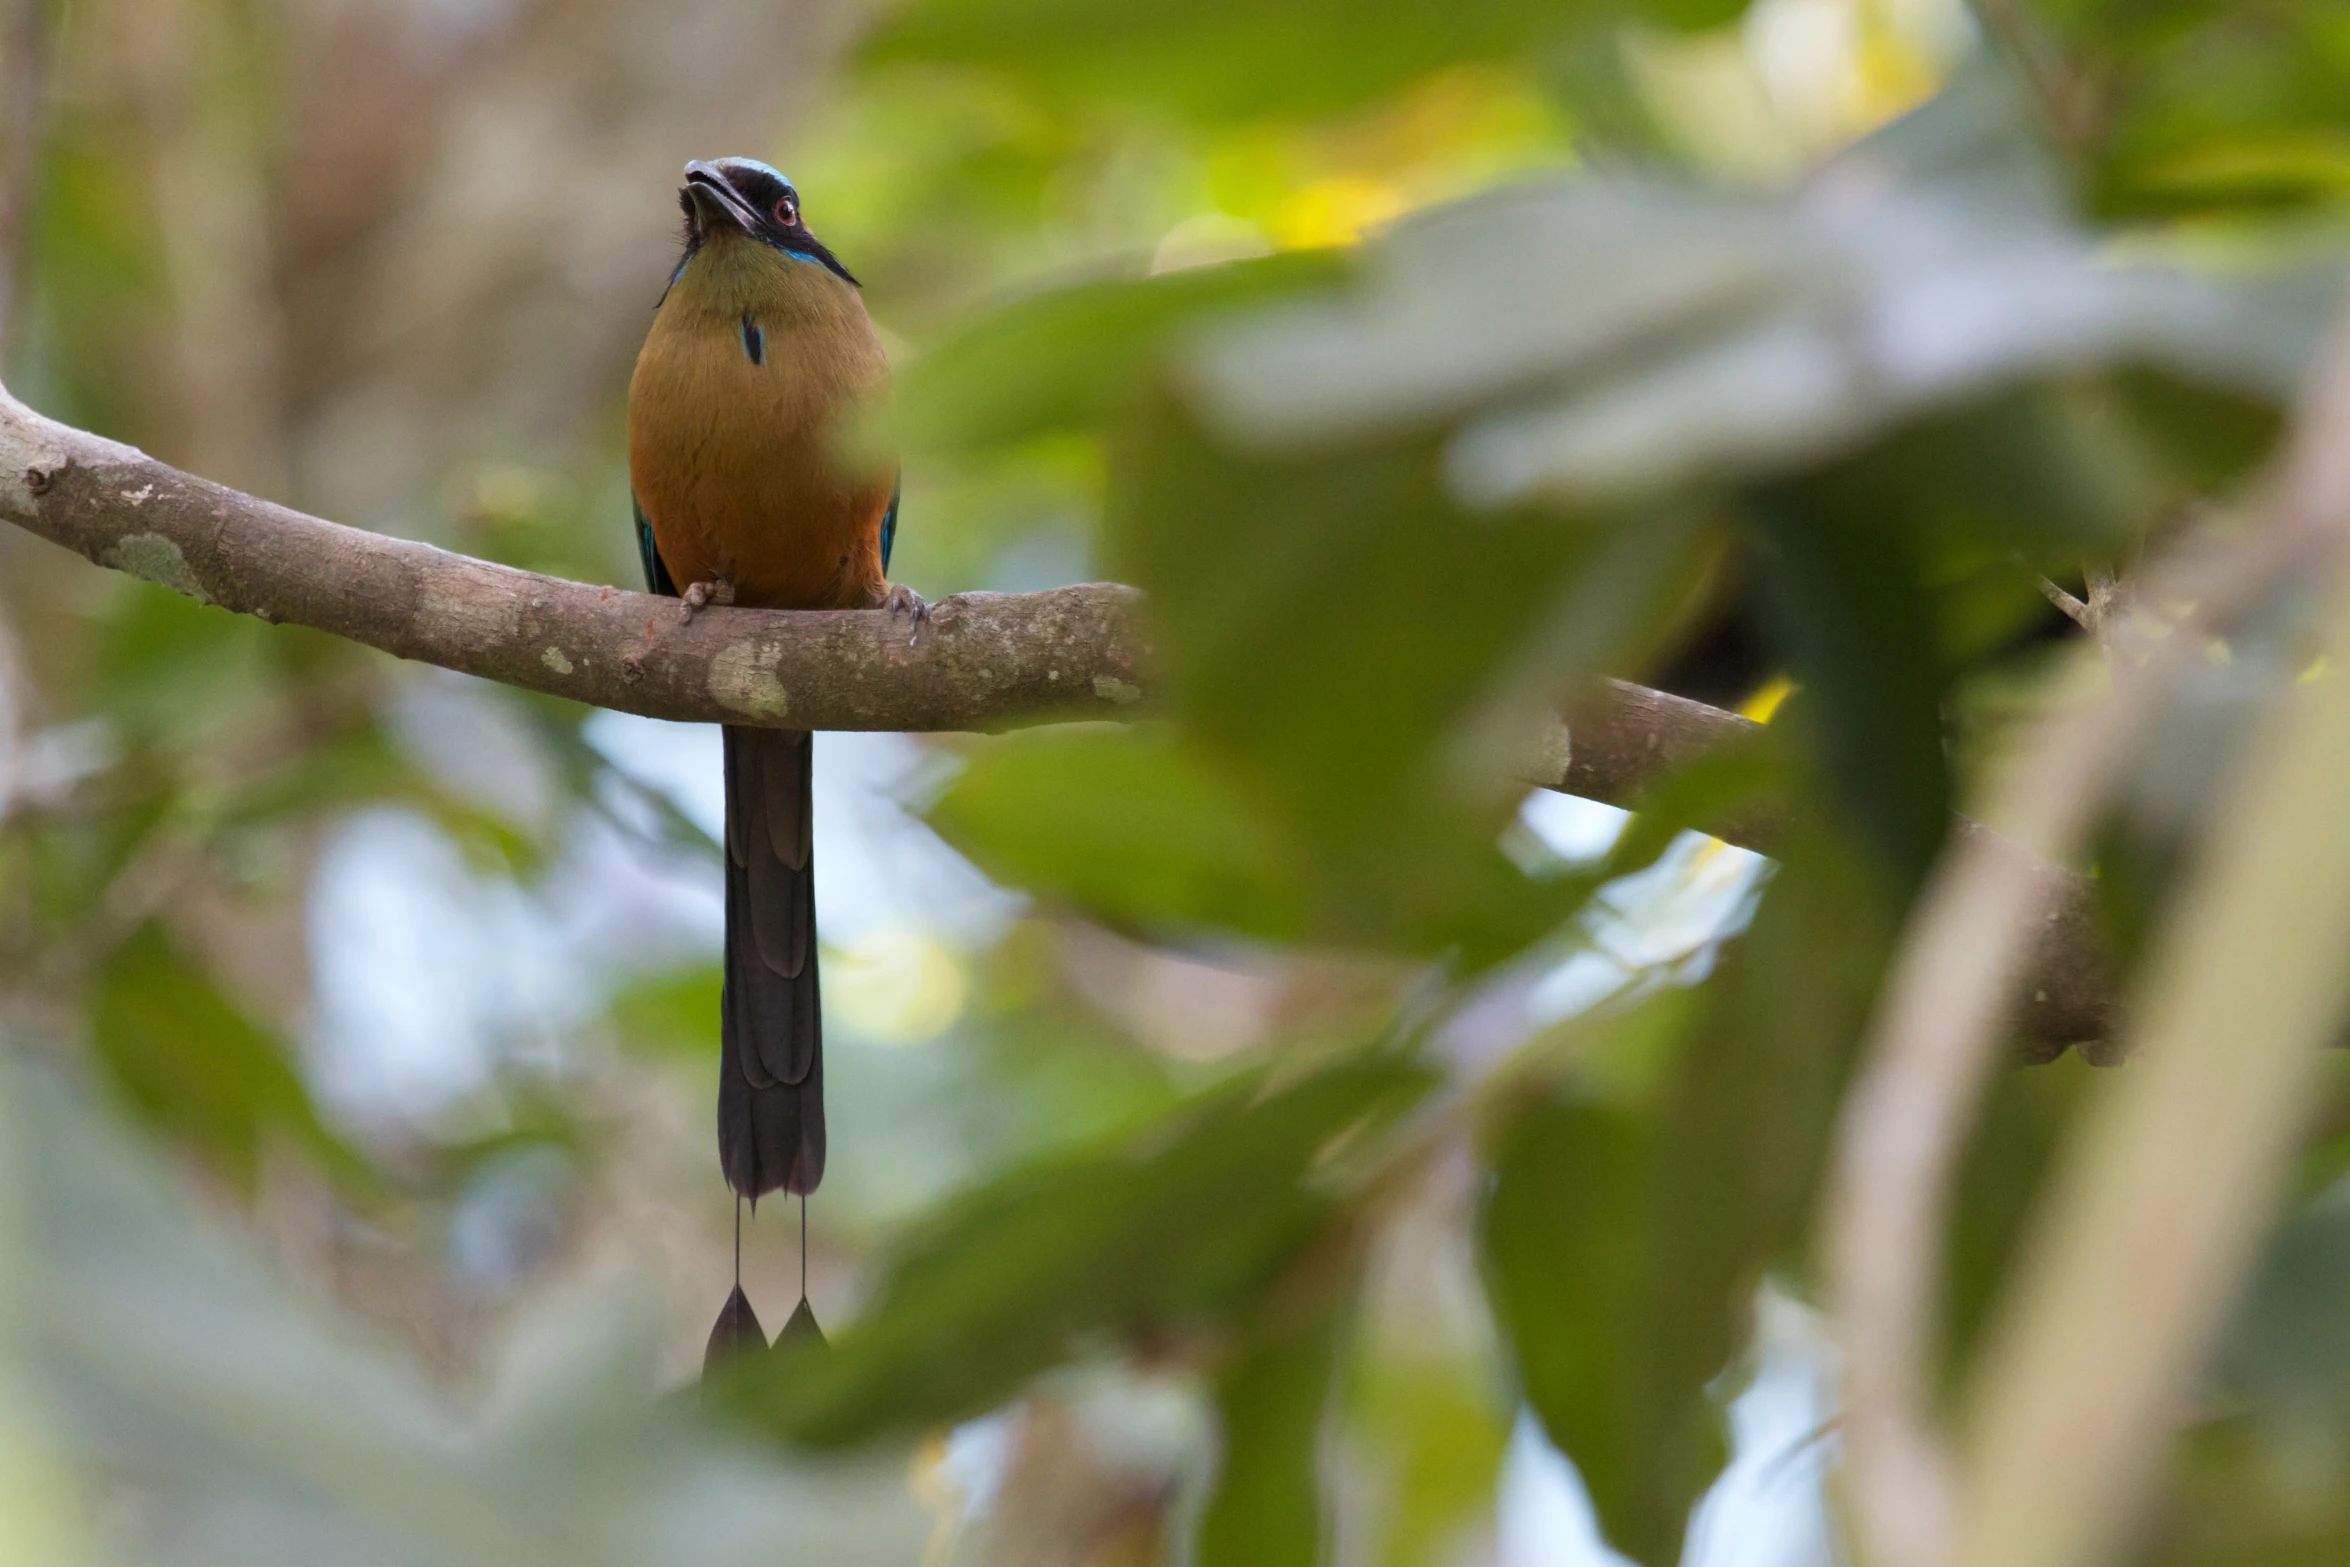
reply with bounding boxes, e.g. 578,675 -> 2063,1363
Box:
634,494 -> 679,597
879,477 -> 900,577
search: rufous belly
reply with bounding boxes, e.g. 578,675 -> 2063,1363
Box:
627,231 -> 893,612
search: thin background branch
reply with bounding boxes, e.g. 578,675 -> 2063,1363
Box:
1964,0 -> 2100,163
1830,280 -> 2350,1567
0,0 -> 47,358
1954,282 -> 2350,1567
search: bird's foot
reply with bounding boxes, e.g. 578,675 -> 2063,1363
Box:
876,582 -> 930,646
678,578 -> 737,623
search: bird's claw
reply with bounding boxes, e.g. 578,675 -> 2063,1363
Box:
677,578 -> 735,623
879,583 -> 930,646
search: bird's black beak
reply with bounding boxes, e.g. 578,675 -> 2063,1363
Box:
682,160 -> 759,240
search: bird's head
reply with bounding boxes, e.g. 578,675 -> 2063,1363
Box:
675,157 -> 857,287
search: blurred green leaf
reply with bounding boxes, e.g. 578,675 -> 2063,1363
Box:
2134,1070 -> 2350,1561
223,721 -> 544,875
2110,368 -> 2288,499
929,636 -> 1647,967
8,1060 -> 930,1564
1435,846 -> 1616,974
2140,1148 -> 2350,1564
1940,1055 -> 2094,1396
864,0 -> 1732,125
609,964 -> 722,1059
2145,1414 -> 2350,1567
930,726 -> 1309,940
2217,1167 -> 2350,1440
721,1054 -> 1432,1445
2064,3 -> 2350,222
1180,76 -> 2300,503
1749,500 -> 1950,896
1483,1097 -> 1707,1567
1929,551 -> 2071,677
1796,382 -> 2164,558
1349,1350 -> 1514,1567
98,585 -> 277,745
215,723 -> 408,825
88,923 -> 369,1198
1653,825 -> 1895,1291
1482,825 -> 1892,1564
903,250 -> 1350,455
1112,398 -> 1699,951
14,774 -> 170,938
19,131 -> 175,439
1198,1289 -> 1351,1567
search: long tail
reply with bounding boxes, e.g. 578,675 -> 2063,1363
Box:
717,725 -> 825,1200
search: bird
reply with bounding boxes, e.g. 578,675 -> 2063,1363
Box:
626,157 -> 920,1356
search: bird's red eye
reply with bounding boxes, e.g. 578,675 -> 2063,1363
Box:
774,196 -> 797,225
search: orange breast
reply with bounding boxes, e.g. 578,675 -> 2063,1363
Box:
627,231 -> 894,611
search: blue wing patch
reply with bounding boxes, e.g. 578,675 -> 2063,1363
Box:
635,496 -> 679,597
879,478 -> 900,576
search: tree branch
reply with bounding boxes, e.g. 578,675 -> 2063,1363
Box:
0,389 -> 1152,733
0,383 -> 2115,1050
1541,686 -> 2113,1052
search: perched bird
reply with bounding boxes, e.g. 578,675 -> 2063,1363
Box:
626,159 -> 918,1325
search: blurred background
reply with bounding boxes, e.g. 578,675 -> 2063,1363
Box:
5,0 -> 2350,1562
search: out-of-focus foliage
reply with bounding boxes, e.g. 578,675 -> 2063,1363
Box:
10,0 -> 2350,1563
721,1054 -> 1431,1446
2053,2 -> 2350,222
865,0 -> 1741,124
88,920 -> 369,1197
7,1059 -> 933,1566
1194,1285 -> 1350,1567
